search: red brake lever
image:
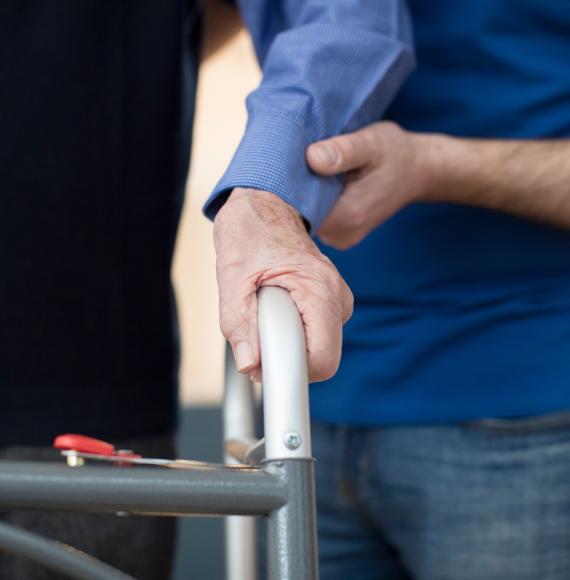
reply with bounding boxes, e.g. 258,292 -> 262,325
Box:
53,434 -> 141,459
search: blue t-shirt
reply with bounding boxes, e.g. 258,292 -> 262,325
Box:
310,0 -> 570,425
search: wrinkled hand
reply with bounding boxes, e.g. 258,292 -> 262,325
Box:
307,122 -> 428,249
214,188 -> 353,382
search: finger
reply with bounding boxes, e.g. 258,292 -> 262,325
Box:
319,228 -> 365,251
218,272 -> 260,374
306,126 -> 378,176
320,188 -> 356,232
317,185 -> 367,249
287,276 -> 349,383
298,293 -> 343,382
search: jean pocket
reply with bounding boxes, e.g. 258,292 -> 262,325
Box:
466,410 -> 570,435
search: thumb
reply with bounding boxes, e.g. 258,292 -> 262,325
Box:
307,128 -> 376,176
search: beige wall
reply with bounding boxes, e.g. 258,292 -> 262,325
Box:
172,30 -> 260,407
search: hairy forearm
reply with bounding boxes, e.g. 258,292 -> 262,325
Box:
418,134 -> 570,228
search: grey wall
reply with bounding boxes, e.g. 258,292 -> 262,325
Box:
173,406 -> 225,580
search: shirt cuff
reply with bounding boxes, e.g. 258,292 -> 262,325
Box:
203,110 -> 343,233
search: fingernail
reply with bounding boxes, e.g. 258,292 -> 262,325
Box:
313,143 -> 338,166
235,341 -> 255,372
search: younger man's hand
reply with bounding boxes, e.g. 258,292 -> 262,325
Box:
307,122 -> 429,249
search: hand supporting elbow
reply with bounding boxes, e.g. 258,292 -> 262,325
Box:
307,122 -> 435,249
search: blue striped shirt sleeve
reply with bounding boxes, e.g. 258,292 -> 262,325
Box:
203,0 -> 416,232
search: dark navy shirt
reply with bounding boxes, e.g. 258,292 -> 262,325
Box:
0,1 -> 200,444
310,0 -> 570,425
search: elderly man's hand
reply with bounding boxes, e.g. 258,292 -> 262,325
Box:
307,122 -> 429,249
214,188 -> 353,382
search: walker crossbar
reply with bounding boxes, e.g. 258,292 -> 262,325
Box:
0,461 -> 287,517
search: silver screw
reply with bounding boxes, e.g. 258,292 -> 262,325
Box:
66,454 -> 85,467
284,431 -> 302,450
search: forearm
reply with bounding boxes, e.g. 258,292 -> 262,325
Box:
420,134 -> 570,228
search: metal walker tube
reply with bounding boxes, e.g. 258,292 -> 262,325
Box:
224,346 -> 258,580
257,287 -> 318,580
257,287 -> 312,461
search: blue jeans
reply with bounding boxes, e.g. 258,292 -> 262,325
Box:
313,415 -> 570,580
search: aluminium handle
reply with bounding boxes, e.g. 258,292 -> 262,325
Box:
258,286 -> 311,460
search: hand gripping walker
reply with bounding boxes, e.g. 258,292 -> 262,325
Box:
0,287 -> 319,580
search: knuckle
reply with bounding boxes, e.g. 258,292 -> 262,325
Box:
334,135 -> 358,164
359,127 -> 377,149
321,264 -> 343,290
218,304 -> 242,340
320,265 -> 351,310
218,316 -> 235,340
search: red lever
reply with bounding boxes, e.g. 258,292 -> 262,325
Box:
53,434 -> 142,460
54,434 -> 116,456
